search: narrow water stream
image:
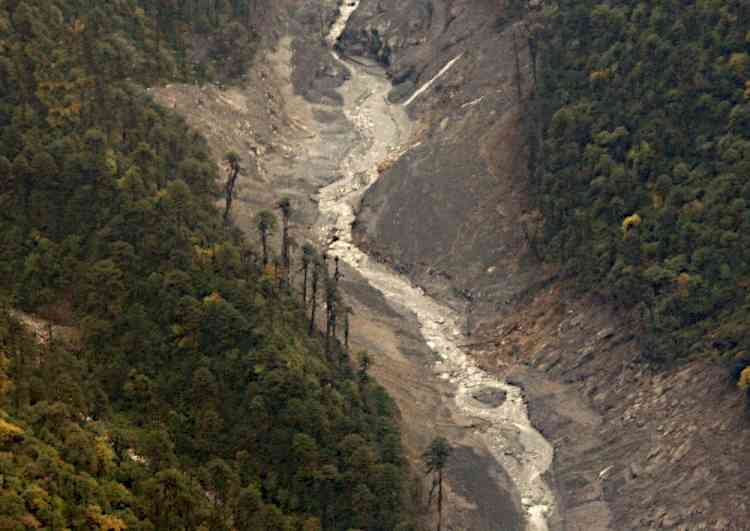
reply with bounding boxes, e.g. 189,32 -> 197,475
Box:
317,3 -> 556,529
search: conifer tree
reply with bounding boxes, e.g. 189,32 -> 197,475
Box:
423,436 -> 452,531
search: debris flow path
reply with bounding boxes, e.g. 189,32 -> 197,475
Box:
316,2 -> 556,530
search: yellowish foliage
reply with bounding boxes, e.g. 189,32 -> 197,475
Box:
376,159 -> 393,175
622,213 -> 642,233
19,514 -> 42,529
0,352 -> 13,400
738,367 -> 750,390
203,291 -> 224,304
178,335 -> 198,349
589,69 -> 611,82
683,199 -> 704,214
99,515 -> 127,531
262,263 -> 280,283
24,485 -> 51,512
728,52 -> 749,77
37,79 -> 87,128
675,273 -> 691,296
171,324 -> 197,349
193,245 -> 215,265
0,416 -> 23,441
86,505 -> 127,531
105,149 -> 118,176
71,18 -> 86,35
303,517 -> 322,531
95,436 -> 115,475
651,192 -> 664,209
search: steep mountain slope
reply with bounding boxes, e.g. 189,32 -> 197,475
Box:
339,0 -> 750,529
347,0 -> 546,310
530,0 -> 750,363
0,1 -> 412,529
150,1 -> 546,529
471,283 -> 750,530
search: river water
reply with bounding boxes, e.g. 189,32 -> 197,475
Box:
316,2 -> 556,530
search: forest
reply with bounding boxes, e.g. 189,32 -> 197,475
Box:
527,0 -> 750,365
0,0 -> 413,529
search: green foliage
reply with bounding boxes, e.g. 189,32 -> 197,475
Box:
0,1 -> 410,529
531,0 -> 750,361
421,437 -> 451,475
422,437 -> 451,531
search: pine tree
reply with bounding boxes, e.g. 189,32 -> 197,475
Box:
423,436 -> 452,531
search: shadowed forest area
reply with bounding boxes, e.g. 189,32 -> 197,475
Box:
0,1 -> 414,529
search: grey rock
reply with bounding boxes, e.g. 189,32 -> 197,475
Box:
472,387 -> 507,408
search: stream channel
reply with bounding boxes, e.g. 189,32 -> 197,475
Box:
313,2 -> 557,530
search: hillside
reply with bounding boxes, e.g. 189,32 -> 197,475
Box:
5,0 -> 750,529
0,1 -> 412,529
338,0 -> 750,528
529,0 -> 750,364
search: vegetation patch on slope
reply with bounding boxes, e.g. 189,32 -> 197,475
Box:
528,0 -> 750,364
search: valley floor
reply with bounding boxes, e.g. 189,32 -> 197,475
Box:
152,1 -> 750,530
153,5 -> 536,530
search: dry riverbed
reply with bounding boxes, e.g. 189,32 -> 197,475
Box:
153,1 -> 557,528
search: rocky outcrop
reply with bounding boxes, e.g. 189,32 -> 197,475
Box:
344,0 -> 546,311
336,0 -> 435,67
470,284 -> 750,530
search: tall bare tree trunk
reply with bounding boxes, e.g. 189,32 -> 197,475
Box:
302,263 -> 309,305
512,28 -> 523,102
437,469 -> 443,531
344,312 -> 349,351
309,267 -> 318,336
261,231 -> 268,266
281,218 -> 289,287
223,165 -> 239,224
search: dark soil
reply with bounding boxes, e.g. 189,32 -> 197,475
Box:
447,446 -> 524,531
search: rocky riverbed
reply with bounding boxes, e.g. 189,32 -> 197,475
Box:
317,3 -> 556,530
152,0 -> 558,528
154,0 -> 750,528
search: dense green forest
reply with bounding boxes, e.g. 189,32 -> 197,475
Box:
528,0 -> 750,364
0,1 -> 412,529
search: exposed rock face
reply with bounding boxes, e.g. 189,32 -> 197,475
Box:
344,0 -> 546,310
472,387 -> 507,408
153,0 -> 750,529
337,0 -> 435,67
470,285 -> 750,530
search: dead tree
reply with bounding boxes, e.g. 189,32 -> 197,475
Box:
423,437 -> 452,531
301,243 -> 316,306
278,196 -> 292,288
309,256 -> 322,336
223,151 -> 241,224
512,27 -> 523,102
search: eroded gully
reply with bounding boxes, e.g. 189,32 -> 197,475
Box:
313,2 -> 556,530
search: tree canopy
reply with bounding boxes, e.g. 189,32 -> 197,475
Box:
528,0 -> 750,364
0,1 -> 412,529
